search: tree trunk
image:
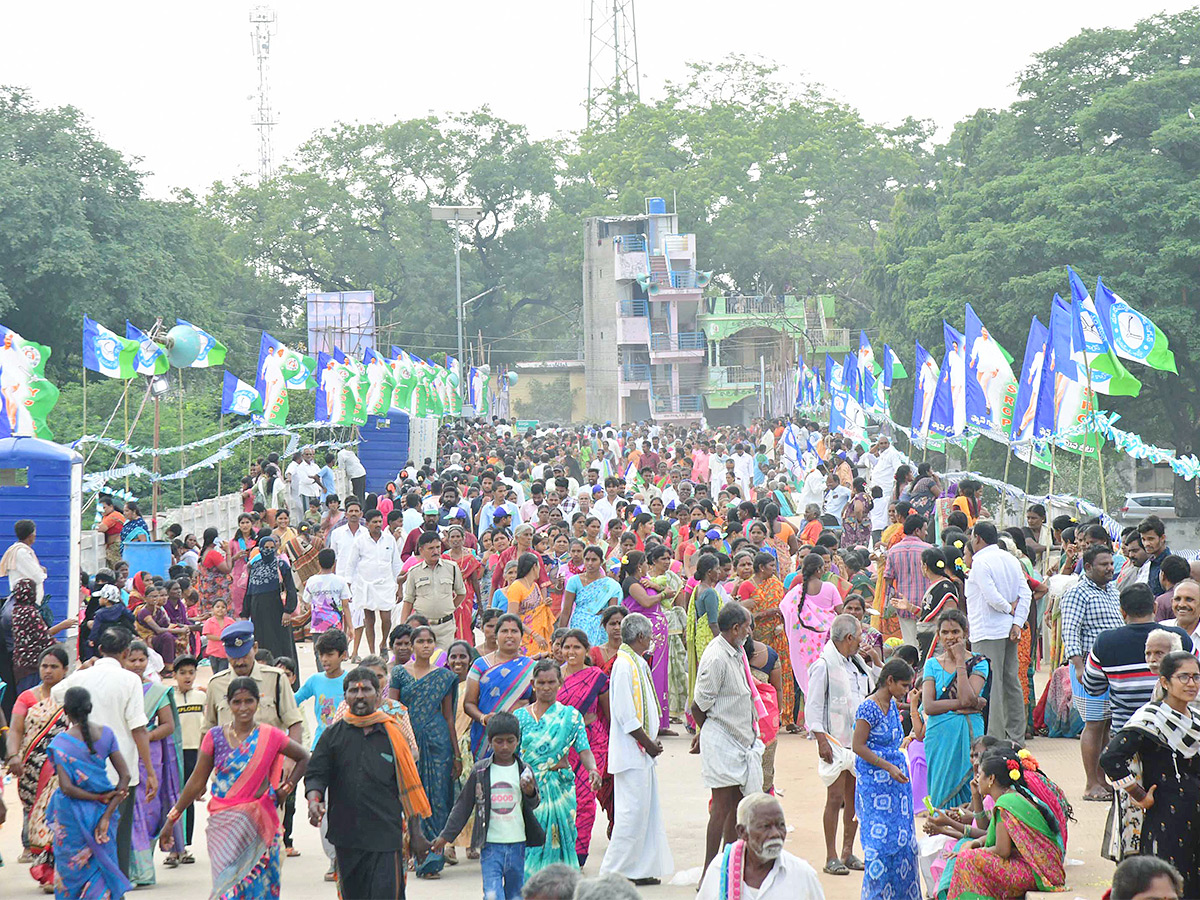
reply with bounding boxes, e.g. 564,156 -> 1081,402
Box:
1174,427 -> 1200,517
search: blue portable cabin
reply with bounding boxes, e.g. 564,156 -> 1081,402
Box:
357,411 -> 412,496
0,437 -> 83,624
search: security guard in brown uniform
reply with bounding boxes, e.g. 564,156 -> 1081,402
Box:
202,621 -> 304,744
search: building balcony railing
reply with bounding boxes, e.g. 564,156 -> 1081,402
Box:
615,234 -> 647,253
650,331 -> 706,352
619,298 -> 649,318
653,394 -> 703,414
708,364 -> 762,387
811,327 -> 853,349
622,363 -> 651,382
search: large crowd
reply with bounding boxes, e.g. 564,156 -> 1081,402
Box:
1,417 -> 1198,900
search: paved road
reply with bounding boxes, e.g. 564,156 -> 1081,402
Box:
1,660 -> 1114,899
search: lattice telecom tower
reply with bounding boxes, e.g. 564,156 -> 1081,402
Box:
250,6 -> 277,181
586,0 -> 641,128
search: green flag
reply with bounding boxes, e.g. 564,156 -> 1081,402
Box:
0,328 -> 58,439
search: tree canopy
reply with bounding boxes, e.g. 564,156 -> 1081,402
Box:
3,9 -> 1200,508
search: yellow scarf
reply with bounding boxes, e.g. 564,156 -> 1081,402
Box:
344,710 -> 432,818
618,644 -> 658,733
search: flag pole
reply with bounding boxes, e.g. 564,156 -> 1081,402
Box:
123,383 -> 130,493
1081,357 -> 1109,512
179,368 -> 186,507
1000,439 -> 1012,526
82,368 -> 87,438
1022,446 -> 1033,519
217,412 -> 224,496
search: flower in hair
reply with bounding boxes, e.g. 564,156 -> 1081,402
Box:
620,555 -> 629,565
936,559 -> 945,569
1009,769 -> 1021,781
955,558 -> 964,569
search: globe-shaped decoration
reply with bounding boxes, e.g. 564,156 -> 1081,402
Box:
165,324 -> 202,368
507,371 -> 519,386
448,372 -> 460,387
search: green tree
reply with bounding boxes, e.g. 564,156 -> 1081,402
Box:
866,9 -> 1200,511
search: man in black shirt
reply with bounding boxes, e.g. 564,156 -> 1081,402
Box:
305,667 -> 430,899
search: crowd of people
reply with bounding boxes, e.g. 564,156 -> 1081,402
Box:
0,416 -> 1198,900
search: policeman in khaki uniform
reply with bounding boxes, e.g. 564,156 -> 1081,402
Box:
202,622 -> 304,744
398,530 -> 465,650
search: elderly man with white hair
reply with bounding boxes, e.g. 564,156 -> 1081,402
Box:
697,793 -> 825,899
805,613 -> 879,876
599,612 -> 674,885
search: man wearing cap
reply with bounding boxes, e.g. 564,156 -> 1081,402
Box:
401,502 -> 442,559
203,621 -> 304,742
400,531 -> 466,649
344,509 -> 404,655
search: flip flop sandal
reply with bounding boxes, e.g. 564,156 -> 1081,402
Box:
163,856 -> 180,868
843,854 -> 865,870
824,859 -> 850,875
180,853 -> 196,864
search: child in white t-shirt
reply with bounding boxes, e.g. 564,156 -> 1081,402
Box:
302,548 -> 352,664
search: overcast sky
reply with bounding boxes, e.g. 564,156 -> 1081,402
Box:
5,1 -> 1192,197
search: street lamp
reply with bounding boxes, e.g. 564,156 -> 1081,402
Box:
432,205 -> 484,415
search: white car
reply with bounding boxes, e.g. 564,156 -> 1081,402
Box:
1119,492 -> 1177,520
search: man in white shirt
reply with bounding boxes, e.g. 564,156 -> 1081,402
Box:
590,479 -> 621,529
732,444 -> 755,498
601,613 -> 674,884
0,518 -> 46,600
343,508 -> 403,655
338,446 -> 367,500
966,521 -> 1033,742
697,794 -> 824,900
822,473 -> 851,523
869,436 -> 902,495
329,498 -> 366,655
399,491 -> 425,544
284,451 -> 305,519
798,464 -> 827,514
296,447 -> 323,508
52,627 -> 154,877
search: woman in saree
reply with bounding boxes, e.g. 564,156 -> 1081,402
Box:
620,549 -> 675,734
923,611 -> 990,809
46,686 -> 133,900
10,578 -> 68,693
463,613 -> 536,757
507,551 -> 555,657
744,549 -> 801,734
589,605 -> 625,675
227,514 -> 258,617
446,641 -> 479,860
387,624 -> 460,854
163,677 -> 309,900
947,749 -> 1066,899
443,524 -> 483,641
120,501 -> 151,545
135,583 -> 187,670
841,478 -> 874,549
558,544 -> 623,648
126,640 -> 185,883
163,579 -> 199,658
908,463 -> 942,519
686,553 -> 724,726
196,526 -> 233,617
5,646 -> 69,888
559,629 -> 611,865
762,503 -> 797,576
515,659 -> 601,876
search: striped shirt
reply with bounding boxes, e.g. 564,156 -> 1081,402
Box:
1083,622 -> 1194,728
884,535 -> 932,620
1060,575 -> 1124,661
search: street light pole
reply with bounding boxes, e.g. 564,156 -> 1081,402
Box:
431,205 -> 484,416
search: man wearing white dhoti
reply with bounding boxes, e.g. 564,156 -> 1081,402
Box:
343,508 -> 403,655
600,612 -> 674,886
691,602 -> 764,876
